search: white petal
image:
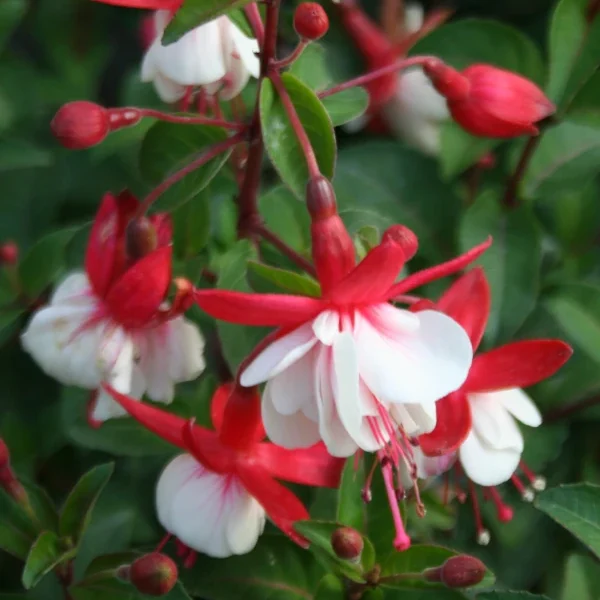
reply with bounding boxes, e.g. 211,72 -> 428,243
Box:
91,388 -> 128,421
156,19 -> 227,86
356,308 -> 472,406
391,401 -> 437,436
494,388 -> 542,427
261,380 -> 321,448
141,41 -> 160,82
468,393 -> 524,452
312,310 -> 340,346
98,327 -> 134,391
404,3 -> 425,33
459,429 -> 521,486
167,317 -> 206,382
269,347 -> 317,416
397,69 -> 450,121
240,322 -> 317,386
152,73 -> 187,103
21,304 -> 107,389
50,272 -> 94,307
226,18 -> 260,78
225,489 -> 266,555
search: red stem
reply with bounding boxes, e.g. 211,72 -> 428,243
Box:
269,70 -> 321,178
139,108 -> 245,130
244,2 -> 265,46
137,132 -> 245,217
318,54 -> 438,99
502,135 -> 540,208
252,223 -> 317,276
272,40 -> 309,70
544,395 -> 600,424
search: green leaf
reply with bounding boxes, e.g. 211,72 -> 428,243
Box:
314,574 -> 344,600
459,192 -> 541,345
289,44 -> 331,91
521,117 -> 600,200
381,544 -> 495,590
163,0 -> 252,44
336,456 -> 366,532
321,88 -> 369,127
0,518 -> 33,560
19,226 -> 79,297
172,187 -> 211,258
226,7 -> 253,37
0,139 -> 52,171
59,463 -> 114,545
0,308 -> 24,346
260,73 -> 336,199
0,0 -> 27,51
182,534 -> 323,600
22,531 -> 76,589
139,122 -> 232,210
569,72 -> 600,115
247,261 -> 320,296
478,594 -> 551,600
535,483 -> 600,558
560,553 -> 600,600
215,240 -> 268,373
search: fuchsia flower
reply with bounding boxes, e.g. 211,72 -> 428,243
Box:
106,382 -> 344,557
21,191 -> 205,424
413,269 -> 571,541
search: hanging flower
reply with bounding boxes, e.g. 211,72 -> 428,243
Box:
141,10 -> 260,103
21,191 -> 205,424
413,269 -> 571,542
106,382 -> 344,558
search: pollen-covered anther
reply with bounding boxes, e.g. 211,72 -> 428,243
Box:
476,529 -> 491,546
532,476 -> 546,492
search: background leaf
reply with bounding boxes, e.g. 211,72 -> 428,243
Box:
22,531 -> 76,590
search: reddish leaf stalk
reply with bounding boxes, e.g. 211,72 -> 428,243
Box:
269,70 -> 321,179
272,40 -> 309,69
544,394 -> 600,423
138,108 -> 245,130
502,135 -> 541,208
244,2 -> 265,46
137,132 -> 245,217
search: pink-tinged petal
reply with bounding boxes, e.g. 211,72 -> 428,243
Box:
387,237 -> 492,298
92,0 -> 181,8
195,289 -> 324,327
85,193 -> 119,298
495,388 -> 542,427
436,268 -> 490,351
105,246 -> 172,328
253,442 -> 344,488
103,383 -> 215,452
241,323 -> 317,387
419,391 -> 472,456
464,340 -> 573,393
237,463 -> 310,547
459,429 -> 520,486
327,238 -> 406,305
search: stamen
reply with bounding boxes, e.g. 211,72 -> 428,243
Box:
468,480 -> 490,546
453,464 -> 467,503
175,539 -> 188,558
362,456 -> 378,503
183,549 -> 197,569
519,460 -> 546,491
511,474 -> 535,502
487,487 -> 514,523
381,456 -> 411,551
154,532 -> 171,553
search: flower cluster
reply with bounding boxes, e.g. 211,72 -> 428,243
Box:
19,0 -> 572,574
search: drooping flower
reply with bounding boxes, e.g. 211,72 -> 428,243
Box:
106,382 -> 344,558
336,0 -> 451,154
21,191 -> 205,424
413,269 -> 571,542
141,10 -> 260,103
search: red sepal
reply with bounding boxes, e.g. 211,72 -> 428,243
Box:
105,246 -> 172,328
210,383 -> 230,433
219,384 -> 266,450
464,340 -> 573,394
237,463 -> 310,548
254,442 -> 344,488
437,268 -> 490,351
150,213 -> 173,248
418,391 -> 472,456
91,0 -> 181,8
195,289 -> 324,327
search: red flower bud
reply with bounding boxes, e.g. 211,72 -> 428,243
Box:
0,241 -> 18,266
126,217 -> 158,262
128,553 -> 178,597
423,60 -> 555,138
0,438 -> 9,470
382,225 -> 418,262
331,526 -> 364,561
424,554 -> 486,588
51,101 -> 110,149
294,2 -> 329,41
306,175 -> 337,221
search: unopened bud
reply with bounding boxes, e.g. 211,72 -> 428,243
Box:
0,241 -> 18,266
331,527 -> 363,561
51,101 -> 110,149
294,3 -> 330,41
382,225 -> 418,261
306,175 -> 337,220
422,59 -> 470,102
0,438 -> 29,506
424,555 -> 486,588
127,553 -> 178,597
126,217 -> 158,261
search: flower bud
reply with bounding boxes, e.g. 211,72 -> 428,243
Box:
424,61 -> 555,138
294,3 -> 330,41
424,555 -> 486,588
0,438 -> 9,470
0,241 -> 18,265
306,175 -> 337,221
51,101 -> 110,149
128,553 -> 178,596
126,217 -> 158,261
382,225 -> 418,261
331,526 -> 364,561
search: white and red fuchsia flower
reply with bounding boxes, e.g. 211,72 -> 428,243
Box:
21,191 -> 205,424
94,0 -> 259,104
106,382 -> 343,559
413,269 -> 572,543
194,175 -> 491,550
